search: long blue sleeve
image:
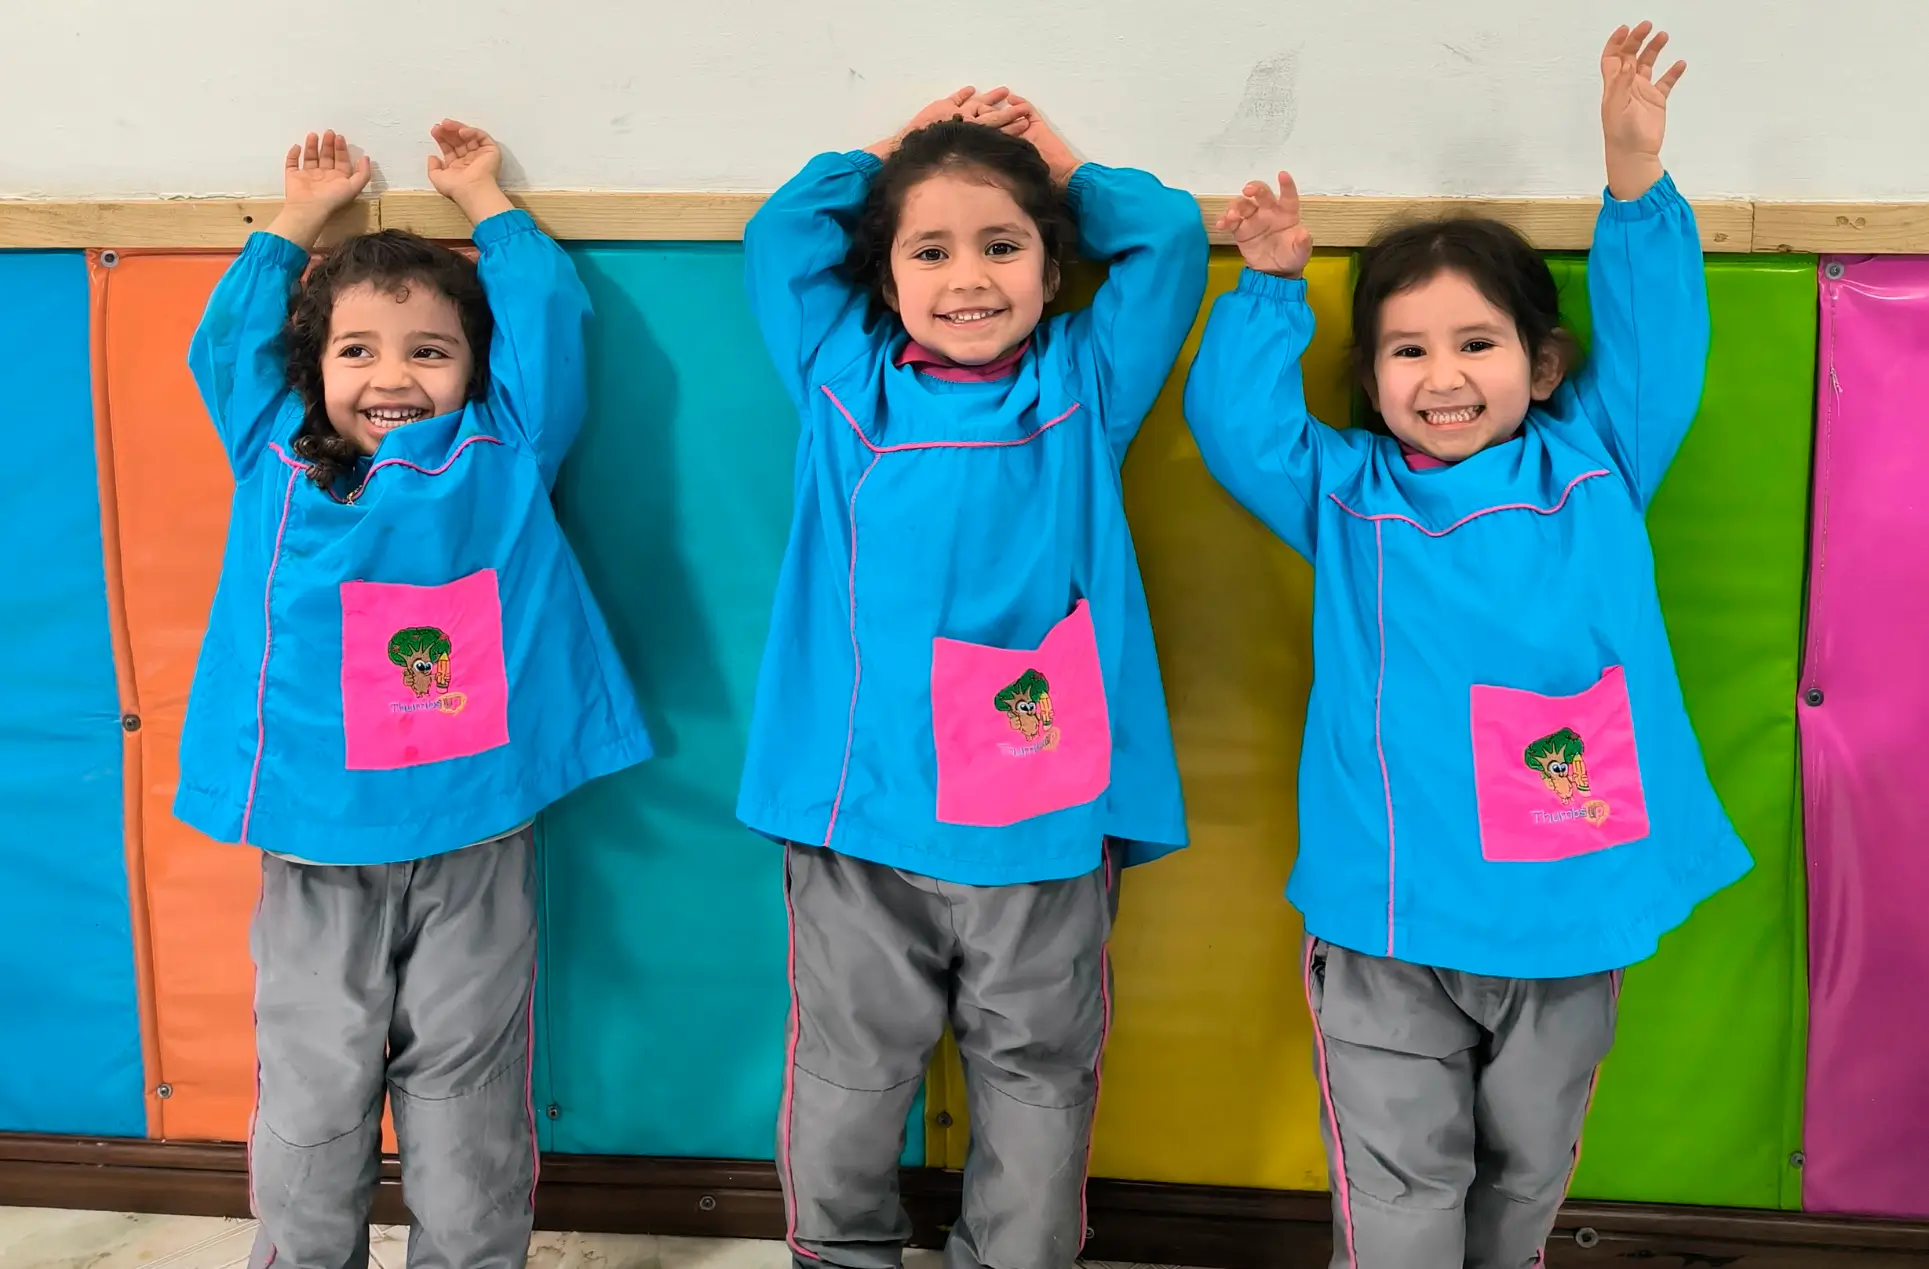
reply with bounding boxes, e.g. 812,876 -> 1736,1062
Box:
744,151 -> 881,411
1058,164 -> 1210,462
1183,269 -> 1361,560
187,231 -> 309,476
475,210 -> 593,488
1565,173 -> 1710,506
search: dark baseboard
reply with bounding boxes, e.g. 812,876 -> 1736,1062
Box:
3,1133 -> 1926,1266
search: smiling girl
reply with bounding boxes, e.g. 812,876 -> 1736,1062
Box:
179,123 -> 651,1269
1184,23 -> 1752,1267
739,87 -> 1207,1269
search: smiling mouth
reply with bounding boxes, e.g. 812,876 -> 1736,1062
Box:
936,308 -> 1005,327
363,406 -> 430,431
1419,405 -> 1484,427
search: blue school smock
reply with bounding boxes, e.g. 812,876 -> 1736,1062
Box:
737,151 -> 1209,885
1184,175 -> 1752,977
174,211 -> 652,865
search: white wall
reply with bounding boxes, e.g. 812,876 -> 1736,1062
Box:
1,0 -> 1922,200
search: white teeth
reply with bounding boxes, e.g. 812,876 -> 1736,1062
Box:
1422,406 -> 1482,425
940,309 -> 998,323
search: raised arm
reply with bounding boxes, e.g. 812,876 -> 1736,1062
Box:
1565,22 -> 1710,505
1183,173 -> 1360,560
1013,106 -> 1208,460
421,120 -> 591,485
189,131 -> 368,474
1057,161 -> 1209,461
742,151 -> 881,411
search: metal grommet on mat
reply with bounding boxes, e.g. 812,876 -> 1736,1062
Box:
1825,261 -> 1846,280
1574,1227 -> 1601,1249
100,250 -> 119,268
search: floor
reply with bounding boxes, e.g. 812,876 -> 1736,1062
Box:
0,1206 -> 1186,1269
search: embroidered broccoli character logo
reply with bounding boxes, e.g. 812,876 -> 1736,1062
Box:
994,668 -> 1060,751
1523,727 -> 1610,825
389,627 -> 453,698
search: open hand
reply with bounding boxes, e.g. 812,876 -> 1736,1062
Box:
1006,96 -> 1080,185
428,119 -> 514,222
1219,172 -> 1312,278
265,131 -> 369,249
282,131 -> 370,214
1600,21 -> 1684,200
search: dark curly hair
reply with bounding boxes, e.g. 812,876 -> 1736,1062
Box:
284,230 -> 493,490
846,119 -> 1076,319
1350,217 -> 1579,435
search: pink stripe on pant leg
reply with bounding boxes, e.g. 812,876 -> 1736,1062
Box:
778,847 -> 823,1261
1303,938 -> 1360,1268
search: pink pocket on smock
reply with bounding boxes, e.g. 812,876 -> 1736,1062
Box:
340,569 -> 511,771
1469,665 -> 1650,862
932,599 -> 1112,828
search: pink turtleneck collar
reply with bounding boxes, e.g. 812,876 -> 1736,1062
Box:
1398,440 -> 1451,470
895,337 -> 1031,382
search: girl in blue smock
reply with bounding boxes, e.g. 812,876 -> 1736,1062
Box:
739,88 -> 1207,1269
179,124 -> 650,1269
1184,25 -> 1751,1269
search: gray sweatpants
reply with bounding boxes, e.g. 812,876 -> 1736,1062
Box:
779,842 -> 1118,1269
248,829 -> 540,1269
1303,938 -> 1620,1269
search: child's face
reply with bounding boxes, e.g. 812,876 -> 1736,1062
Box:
1366,269 -> 1563,463
886,171 -> 1057,365
323,281 -> 475,454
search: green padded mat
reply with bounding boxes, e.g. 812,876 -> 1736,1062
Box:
1552,254 -> 1814,1209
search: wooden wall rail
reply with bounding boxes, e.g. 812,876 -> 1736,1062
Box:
0,190 -> 1924,253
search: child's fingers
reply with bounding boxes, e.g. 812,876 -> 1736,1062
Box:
976,103 -> 1029,129
302,132 -> 321,170
949,85 -> 976,105
1635,29 -> 1669,77
285,143 -> 303,172
1216,199 -> 1255,231
1655,58 -> 1687,96
1246,179 -> 1279,212
1276,170 -> 1302,206
977,86 -> 1011,106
